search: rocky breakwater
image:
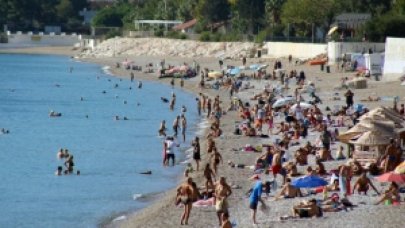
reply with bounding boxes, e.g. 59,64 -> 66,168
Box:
79,37 -> 259,59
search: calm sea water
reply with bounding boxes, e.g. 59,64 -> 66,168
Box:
0,54 -> 199,227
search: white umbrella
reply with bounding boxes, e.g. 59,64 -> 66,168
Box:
290,102 -> 313,112
272,96 -> 296,108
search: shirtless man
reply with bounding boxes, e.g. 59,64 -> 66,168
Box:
181,114 -> 187,142
215,177 -> 232,226
158,120 -> 167,136
204,163 -> 216,194
352,171 -> 380,195
275,178 -> 302,200
381,139 -> 399,172
177,177 -> 194,225
210,148 -> 223,175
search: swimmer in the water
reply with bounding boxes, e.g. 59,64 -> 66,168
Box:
57,148 -> 64,159
55,166 -> 63,176
138,81 -> 142,88
161,97 -> 169,103
102,90 -> 107,94
124,100 -> 127,104
123,116 -> 128,120
115,116 -> 120,120
80,97 -> 84,101
159,120 -> 167,136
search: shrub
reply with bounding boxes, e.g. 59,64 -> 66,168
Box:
199,31 -> 211,41
154,29 -> 164,37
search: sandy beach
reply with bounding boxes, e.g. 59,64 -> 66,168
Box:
3,43 -> 405,228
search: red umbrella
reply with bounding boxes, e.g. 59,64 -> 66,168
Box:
375,172 -> 405,184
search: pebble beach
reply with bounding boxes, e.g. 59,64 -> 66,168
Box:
3,39 -> 405,228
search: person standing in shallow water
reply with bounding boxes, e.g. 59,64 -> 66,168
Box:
170,93 -> 176,110
173,115 -> 180,137
181,114 -> 187,142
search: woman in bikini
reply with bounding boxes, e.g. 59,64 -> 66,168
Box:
177,178 -> 194,225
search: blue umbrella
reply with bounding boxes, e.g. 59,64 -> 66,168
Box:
249,64 -> 260,70
229,68 -> 240,75
292,175 -> 328,188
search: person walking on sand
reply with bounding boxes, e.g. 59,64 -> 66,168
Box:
344,89 -> 354,108
249,174 -> 266,225
215,177 -> 232,226
173,116 -> 180,137
170,78 -> 175,88
181,114 -> 187,142
176,177 -> 194,225
204,163 -> 216,194
210,148 -> 223,175
192,137 -> 201,170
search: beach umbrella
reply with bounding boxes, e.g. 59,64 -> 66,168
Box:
227,68 -> 240,76
375,172 -> 405,184
349,131 -> 391,146
394,161 -> 405,174
289,102 -> 313,112
292,175 -> 328,188
272,96 -> 296,109
249,64 -> 260,70
327,26 -> 339,36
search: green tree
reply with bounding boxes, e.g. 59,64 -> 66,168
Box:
265,0 -> 285,24
281,0 -> 334,37
197,0 -> 230,24
233,0 -> 265,34
56,0 -> 74,20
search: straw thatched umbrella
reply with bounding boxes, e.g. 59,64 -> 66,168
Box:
359,107 -> 404,126
349,131 -> 391,146
337,120 -> 395,143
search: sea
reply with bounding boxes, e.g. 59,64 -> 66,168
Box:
0,54 -> 201,227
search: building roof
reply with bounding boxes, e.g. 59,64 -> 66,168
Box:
173,19 -> 197,31
335,13 -> 371,29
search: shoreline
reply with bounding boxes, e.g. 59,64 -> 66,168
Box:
3,45 -> 405,228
